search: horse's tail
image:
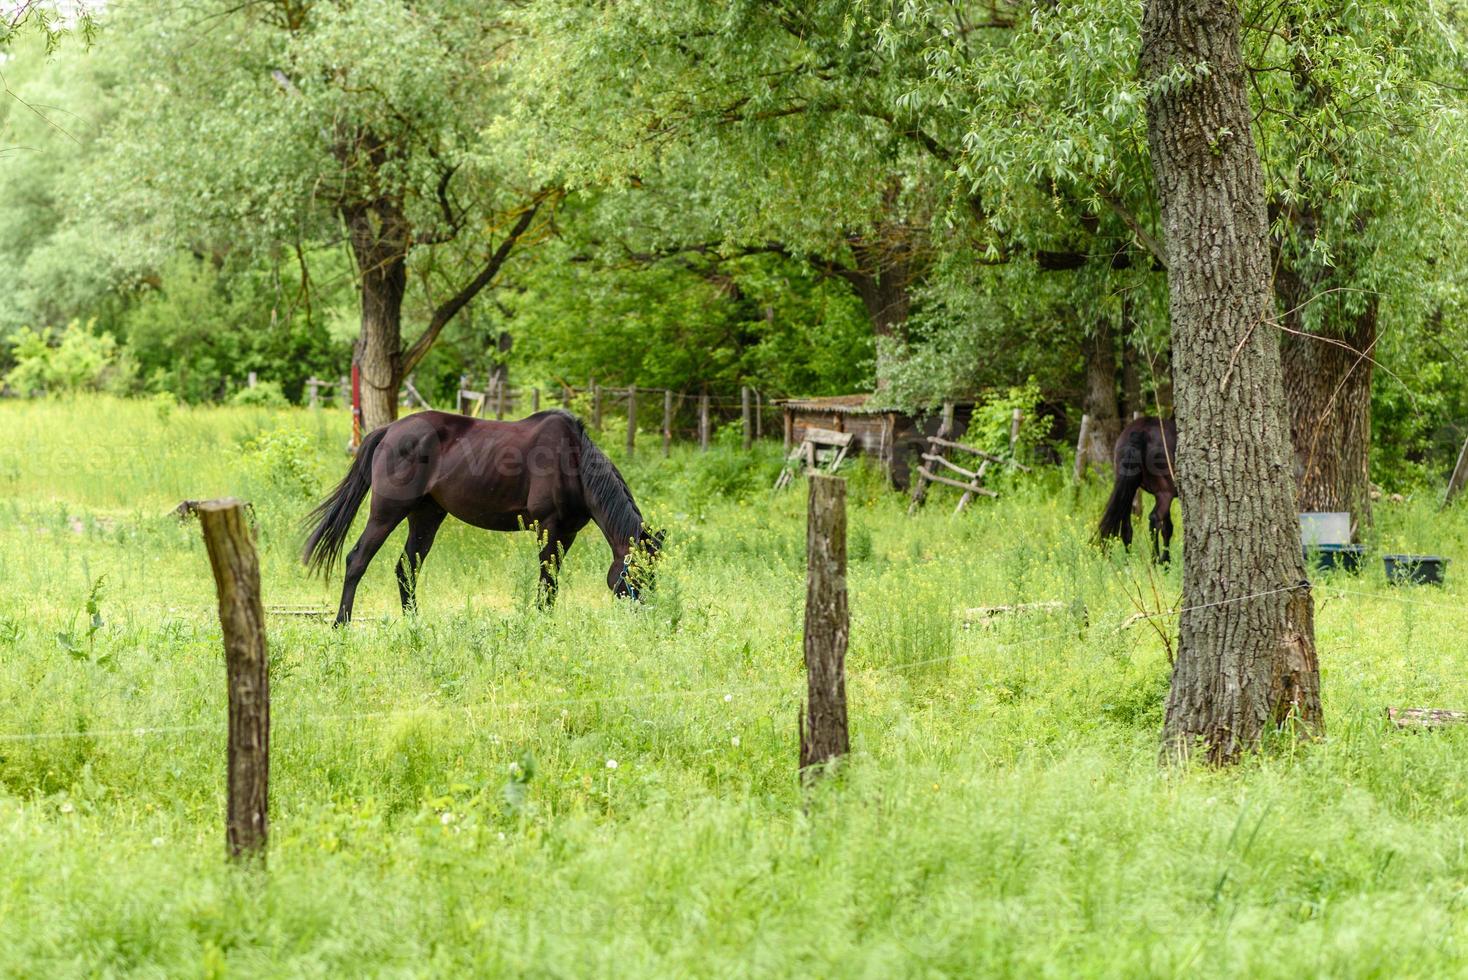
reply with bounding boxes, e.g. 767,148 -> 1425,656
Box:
1098,426 -> 1147,542
571,415 -> 643,548
302,425 -> 387,575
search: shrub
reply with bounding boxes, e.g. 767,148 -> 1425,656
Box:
3,321 -> 138,396
228,380 -> 290,408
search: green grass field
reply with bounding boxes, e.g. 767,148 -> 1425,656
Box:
1,396 -> 1466,977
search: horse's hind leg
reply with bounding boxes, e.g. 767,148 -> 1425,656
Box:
396,504 -> 447,614
335,504 -> 409,626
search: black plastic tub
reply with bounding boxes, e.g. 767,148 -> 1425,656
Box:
1304,544 -> 1366,575
1383,554 -> 1449,586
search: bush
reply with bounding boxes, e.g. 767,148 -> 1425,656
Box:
3,321 -> 138,396
228,380 -> 290,408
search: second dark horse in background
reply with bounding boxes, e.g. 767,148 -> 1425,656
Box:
1098,416 -> 1178,563
302,409 -> 663,624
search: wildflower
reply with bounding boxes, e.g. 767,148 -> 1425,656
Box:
440,812 -> 455,825
605,759 -> 619,770
724,694 -> 733,703
151,837 -> 165,847
58,801 -> 74,814
730,736 -> 741,748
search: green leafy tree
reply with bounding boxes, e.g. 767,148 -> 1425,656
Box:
95,0 -> 552,430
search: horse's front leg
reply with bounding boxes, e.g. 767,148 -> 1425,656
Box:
1150,491 -> 1175,565
535,524 -> 578,609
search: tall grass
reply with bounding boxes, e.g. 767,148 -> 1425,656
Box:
0,396 -> 1466,976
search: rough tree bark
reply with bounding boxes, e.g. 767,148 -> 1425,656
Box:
1141,0 -> 1321,764
1082,315 -> 1122,469
344,199 -> 409,434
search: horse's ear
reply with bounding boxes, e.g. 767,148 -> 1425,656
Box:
654,528 -> 668,547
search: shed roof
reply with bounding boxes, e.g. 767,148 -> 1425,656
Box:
780,393 -> 973,415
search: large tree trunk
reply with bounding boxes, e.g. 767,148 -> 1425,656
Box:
846,241 -> 912,342
344,200 -> 410,433
1082,315 -> 1122,470
1141,0 -> 1321,764
1280,292 -> 1376,527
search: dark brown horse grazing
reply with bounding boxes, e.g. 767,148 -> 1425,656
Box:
303,409 -> 663,624
1098,416 -> 1179,563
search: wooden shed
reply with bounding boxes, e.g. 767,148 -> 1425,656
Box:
779,394 -> 975,489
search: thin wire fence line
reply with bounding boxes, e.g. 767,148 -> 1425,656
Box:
2,579 -> 1436,745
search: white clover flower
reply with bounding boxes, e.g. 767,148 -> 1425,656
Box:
58,801 -> 74,814
730,736 -> 741,748
605,759 -> 619,770
724,694 -> 733,703
440,811 -> 455,825
151,837 -> 165,847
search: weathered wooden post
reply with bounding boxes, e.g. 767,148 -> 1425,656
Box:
800,474 -> 849,782
531,387 -> 541,413
247,371 -> 258,389
626,386 -> 637,455
662,389 -> 673,457
306,378 -> 320,409
496,380 -> 507,420
1446,433 -> 1468,507
783,406 -> 793,452
1073,414 -> 1092,482
742,386 -> 753,450
592,381 -> 603,430
1009,408 -> 1023,456
755,390 -> 763,439
699,394 -> 710,451
195,499 -> 269,861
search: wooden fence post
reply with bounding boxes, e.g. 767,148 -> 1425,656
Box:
306,378 -> 320,409
755,390 -> 763,439
1073,414 -> 1092,482
195,499 -> 269,862
783,407 -> 793,452
1446,433 -> 1468,507
1009,408 -> 1023,456
699,394 -> 710,451
662,389 -> 673,457
801,474 -> 849,782
626,386 -> 637,455
531,387 -> 540,413
592,381 -> 602,430
247,371 -> 258,389
742,386 -> 753,450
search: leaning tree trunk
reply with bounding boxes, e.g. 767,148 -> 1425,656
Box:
1120,300 -> 1146,418
1141,0 -> 1321,764
1280,292 -> 1376,528
344,200 -> 410,433
1082,315 -> 1123,469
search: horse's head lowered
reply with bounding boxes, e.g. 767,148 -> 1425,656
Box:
611,527 -> 667,601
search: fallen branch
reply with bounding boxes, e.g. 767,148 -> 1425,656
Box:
963,601 -> 1067,626
1386,707 -> 1468,729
